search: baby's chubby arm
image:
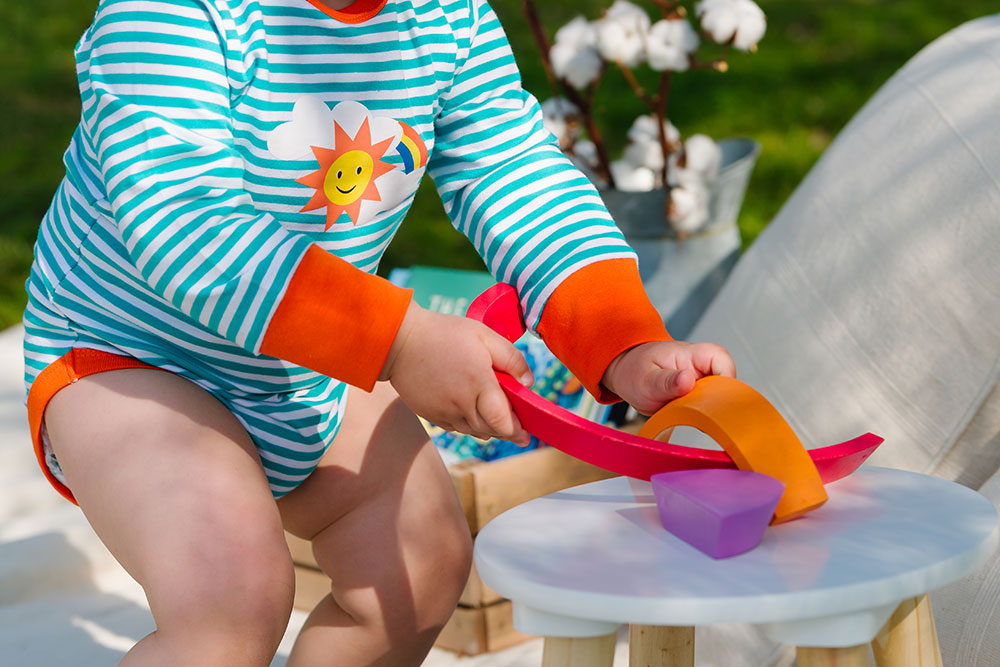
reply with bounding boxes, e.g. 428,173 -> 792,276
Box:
379,301 -> 533,446
600,340 -> 737,416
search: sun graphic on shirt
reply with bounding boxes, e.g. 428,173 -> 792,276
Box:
296,117 -> 396,229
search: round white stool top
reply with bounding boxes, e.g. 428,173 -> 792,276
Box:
474,467 -> 998,630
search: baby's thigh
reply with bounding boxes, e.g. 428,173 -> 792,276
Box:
45,369 -> 292,609
278,381 -> 471,589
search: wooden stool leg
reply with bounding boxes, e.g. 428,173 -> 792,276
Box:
541,633 -> 617,667
870,595 -> 942,667
629,625 -> 694,667
797,644 -> 871,666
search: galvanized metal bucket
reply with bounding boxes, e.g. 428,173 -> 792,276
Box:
600,138 -> 761,339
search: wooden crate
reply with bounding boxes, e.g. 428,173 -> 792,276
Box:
447,445 -> 618,537
286,445 -> 617,654
434,599 -> 533,656
288,559 -> 526,655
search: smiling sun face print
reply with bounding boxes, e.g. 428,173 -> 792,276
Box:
267,98 -> 429,230
325,150 -> 374,206
296,118 -> 395,228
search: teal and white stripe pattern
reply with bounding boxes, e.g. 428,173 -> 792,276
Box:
24,0 -> 636,496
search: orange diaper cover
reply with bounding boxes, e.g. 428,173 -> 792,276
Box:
26,348 -> 161,505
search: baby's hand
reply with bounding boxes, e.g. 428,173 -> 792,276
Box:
380,301 -> 534,445
601,340 -> 736,415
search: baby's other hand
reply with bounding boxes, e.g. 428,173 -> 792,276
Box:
380,301 -> 534,445
600,340 -> 736,415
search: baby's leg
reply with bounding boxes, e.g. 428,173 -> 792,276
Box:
44,369 -> 295,666
279,381 -> 473,667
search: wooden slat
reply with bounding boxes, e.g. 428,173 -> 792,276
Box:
629,625 -> 694,667
482,600 -> 533,653
459,561 -> 504,608
541,633 -> 617,667
434,600 -> 534,656
459,446 -> 617,535
448,458 -> 479,535
292,565 -> 329,611
286,532 -> 316,569
797,645 -> 871,667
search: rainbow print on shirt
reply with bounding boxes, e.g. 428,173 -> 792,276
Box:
396,121 -> 428,174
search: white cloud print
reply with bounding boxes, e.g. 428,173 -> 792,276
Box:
268,98 -> 427,228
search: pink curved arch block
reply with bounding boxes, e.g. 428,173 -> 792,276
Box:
466,283 -> 882,483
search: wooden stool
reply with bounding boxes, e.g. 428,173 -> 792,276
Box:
474,470 -> 998,667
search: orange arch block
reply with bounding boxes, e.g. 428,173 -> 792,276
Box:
639,376 -> 827,524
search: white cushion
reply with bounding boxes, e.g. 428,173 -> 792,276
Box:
687,14 -> 1000,666
690,14 -> 1000,481
931,464 -> 1000,666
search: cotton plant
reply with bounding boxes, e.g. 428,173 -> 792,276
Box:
549,17 -> 603,90
523,0 -> 765,237
698,0 -> 767,51
595,1 -> 651,68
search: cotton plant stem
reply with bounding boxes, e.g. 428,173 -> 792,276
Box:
655,70 -> 673,188
691,31 -> 732,71
520,0 -> 616,188
552,79 -> 616,188
574,89 -> 616,189
581,75 -> 617,189
655,70 -> 684,239
652,0 -> 684,19
616,62 -> 657,110
520,0 -> 558,97
690,58 -> 729,72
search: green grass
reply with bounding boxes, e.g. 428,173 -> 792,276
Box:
2,0 -> 997,328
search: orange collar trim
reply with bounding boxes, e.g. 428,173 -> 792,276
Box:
304,0 -> 388,23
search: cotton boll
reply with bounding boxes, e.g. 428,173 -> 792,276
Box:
540,97 -> 582,146
695,0 -> 738,43
668,182 -> 711,233
668,164 -> 701,189
610,160 -> 656,192
624,138 -> 665,172
646,18 -> 699,72
554,15 -> 598,49
696,0 -> 766,51
551,16 -> 603,89
551,41 -> 603,89
570,140 -> 603,185
731,7 -> 766,50
549,41 -> 577,77
572,140 -> 600,169
596,18 -> 646,67
627,115 -> 658,142
605,0 -> 650,28
683,134 -> 722,180
627,115 -> 681,151
595,1 -> 650,67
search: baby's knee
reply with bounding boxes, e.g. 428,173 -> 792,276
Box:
434,514 -> 474,591
151,524 -> 295,659
319,502 -> 472,630
403,500 -> 474,624
210,528 -> 296,625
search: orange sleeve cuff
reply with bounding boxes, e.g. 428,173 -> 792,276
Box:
536,258 -> 671,403
260,245 -> 412,391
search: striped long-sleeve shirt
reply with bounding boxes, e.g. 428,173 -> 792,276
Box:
25,0 -> 668,406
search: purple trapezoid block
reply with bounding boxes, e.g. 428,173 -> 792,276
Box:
650,468 -> 785,558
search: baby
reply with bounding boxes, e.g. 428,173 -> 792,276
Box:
23,0 -> 734,663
